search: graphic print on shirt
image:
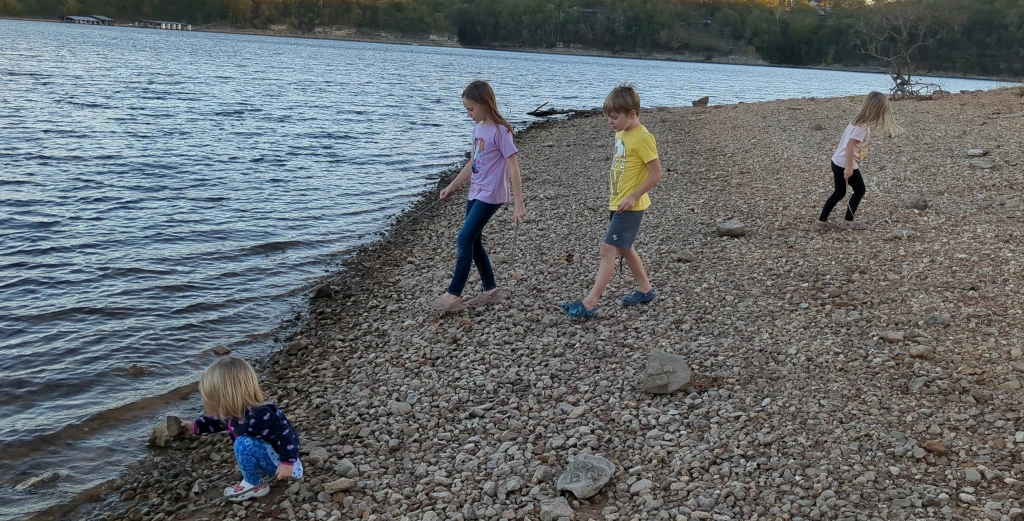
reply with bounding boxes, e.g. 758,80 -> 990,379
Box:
472,137 -> 485,175
610,138 -> 626,197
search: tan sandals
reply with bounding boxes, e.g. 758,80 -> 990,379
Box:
427,290 -> 503,313
464,289 -> 503,309
427,295 -> 463,313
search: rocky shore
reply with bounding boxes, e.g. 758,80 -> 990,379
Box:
101,88 -> 1023,521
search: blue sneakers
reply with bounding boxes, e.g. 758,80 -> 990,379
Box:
561,300 -> 598,319
622,288 -> 657,307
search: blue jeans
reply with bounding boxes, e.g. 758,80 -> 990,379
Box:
234,436 -> 304,485
447,199 -> 502,297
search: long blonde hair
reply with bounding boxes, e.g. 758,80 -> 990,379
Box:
199,357 -> 266,420
462,80 -> 514,134
853,91 -> 902,137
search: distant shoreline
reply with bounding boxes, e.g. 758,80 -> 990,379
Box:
5,16 -> 1020,83
192,24 -> 1024,83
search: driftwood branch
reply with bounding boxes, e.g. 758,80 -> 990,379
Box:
527,104 -> 601,118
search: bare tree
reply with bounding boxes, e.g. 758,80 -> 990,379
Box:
851,0 -> 955,98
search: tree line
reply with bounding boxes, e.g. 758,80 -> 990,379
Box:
3,0 -> 1021,78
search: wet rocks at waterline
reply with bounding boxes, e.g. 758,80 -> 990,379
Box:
148,415 -> 187,448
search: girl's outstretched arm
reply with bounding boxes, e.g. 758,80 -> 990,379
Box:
508,154 -> 525,222
441,160 -> 473,201
183,416 -> 227,435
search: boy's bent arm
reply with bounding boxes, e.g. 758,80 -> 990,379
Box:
622,157 -> 663,201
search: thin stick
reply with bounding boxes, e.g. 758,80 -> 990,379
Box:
509,221 -> 520,298
994,111 -> 1024,119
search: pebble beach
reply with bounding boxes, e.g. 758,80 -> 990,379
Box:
91,87 -> 1024,521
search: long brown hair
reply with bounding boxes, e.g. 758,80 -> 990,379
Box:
853,91 -> 902,137
462,80 -> 513,134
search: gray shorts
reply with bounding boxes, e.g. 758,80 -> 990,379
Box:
604,210 -> 644,249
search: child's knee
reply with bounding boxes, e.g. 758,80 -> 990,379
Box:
599,243 -> 617,257
233,435 -> 256,453
456,231 -> 476,251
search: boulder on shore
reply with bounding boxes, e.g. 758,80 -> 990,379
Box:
639,350 -> 692,394
311,282 -> 334,299
555,453 -> 616,499
716,219 -> 746,237
149,415 -> 186,448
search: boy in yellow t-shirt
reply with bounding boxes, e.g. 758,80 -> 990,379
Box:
561,84 -> 664,319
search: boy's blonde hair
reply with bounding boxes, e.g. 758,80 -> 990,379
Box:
853,91 -> 902,137
199,357 -> 266,420
603,84 -> 641,117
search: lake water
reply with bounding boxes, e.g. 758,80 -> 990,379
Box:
0,18 -> 1003,519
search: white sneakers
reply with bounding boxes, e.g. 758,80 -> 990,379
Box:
224,480 -> 270,502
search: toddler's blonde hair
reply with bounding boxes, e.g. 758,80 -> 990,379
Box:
853,91 -> 902,137
603,84 -> 641,117
199,357 -> 266,420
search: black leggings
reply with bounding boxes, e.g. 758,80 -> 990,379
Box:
819,161 -> 865,222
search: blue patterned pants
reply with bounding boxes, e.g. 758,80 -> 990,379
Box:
233,436 -> 304,485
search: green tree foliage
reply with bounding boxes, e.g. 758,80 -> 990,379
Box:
14,0 -> 1021,78
60,0 -> 80,15
0,0 -> 23,15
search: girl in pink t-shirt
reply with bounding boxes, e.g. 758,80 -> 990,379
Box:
816,91 -> 901,230
428,80 -> 526,312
